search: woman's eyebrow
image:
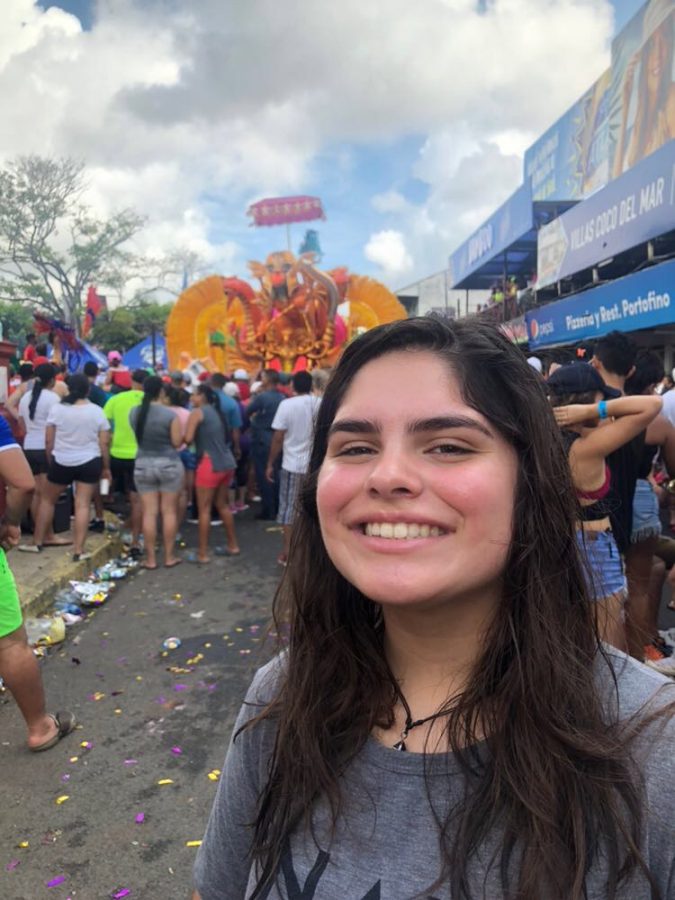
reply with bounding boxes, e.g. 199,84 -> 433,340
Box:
407,416 -> 493,438
328,418 -> 380,436
328,415 -> 493,438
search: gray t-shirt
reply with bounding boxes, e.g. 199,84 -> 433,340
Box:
129,404 -> 178,459
194,650 -> 675,899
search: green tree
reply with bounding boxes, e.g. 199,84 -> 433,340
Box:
0,156 -> 145,331
0,300 -> 35,347
89,301 -> 174,352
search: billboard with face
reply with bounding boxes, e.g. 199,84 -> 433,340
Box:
525,0 -> 675,201
610,0 -> 675,179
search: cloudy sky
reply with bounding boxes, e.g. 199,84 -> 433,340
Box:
2,0 -> 642,294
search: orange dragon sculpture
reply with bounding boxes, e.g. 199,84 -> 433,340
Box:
166,251 -> 407,376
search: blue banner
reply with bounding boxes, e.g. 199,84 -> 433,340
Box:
526,257 -> 675,348
122,334 -> 167,370
537,139 -> 675,287
449,183 -> 533,288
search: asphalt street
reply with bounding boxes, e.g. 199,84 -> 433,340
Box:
3,509 -> 675,900
1,510 -> 282,900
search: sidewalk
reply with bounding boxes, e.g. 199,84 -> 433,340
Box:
9,517 -> 124,618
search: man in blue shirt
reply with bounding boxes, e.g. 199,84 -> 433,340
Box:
246,369 -> 284,520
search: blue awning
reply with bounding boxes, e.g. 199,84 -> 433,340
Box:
448,182 -> 576,290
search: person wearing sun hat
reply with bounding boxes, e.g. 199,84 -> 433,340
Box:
548,362 -> 662,651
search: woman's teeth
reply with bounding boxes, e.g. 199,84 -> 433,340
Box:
364,522 -> 442,539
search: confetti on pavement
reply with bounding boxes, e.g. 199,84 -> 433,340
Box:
55,795 -> 69,805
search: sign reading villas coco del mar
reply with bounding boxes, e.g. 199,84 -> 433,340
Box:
526,257 -> 675,349
537,140 -> 675,288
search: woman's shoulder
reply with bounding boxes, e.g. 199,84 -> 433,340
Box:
595,647 -> 675,722
243,653 -> 287,710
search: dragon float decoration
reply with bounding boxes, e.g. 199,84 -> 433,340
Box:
166,251 -> 407,375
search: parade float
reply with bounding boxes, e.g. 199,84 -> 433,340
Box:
166,197 -> 407,375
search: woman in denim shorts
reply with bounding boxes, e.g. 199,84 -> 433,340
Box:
624,351 -> 675,658
548,363 -> 662,651
129,377 -> 184,569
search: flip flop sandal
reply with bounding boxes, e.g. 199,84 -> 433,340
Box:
214,546 -> 241,557
30,710 -> 77,753
17,544 -> 42,553
185,551 -> 210,564
164,559 -> 183,568
72,552 -> 92,562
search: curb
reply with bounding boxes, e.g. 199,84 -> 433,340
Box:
17,532 -> 125,619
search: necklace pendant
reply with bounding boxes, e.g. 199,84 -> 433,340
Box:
392,739 -> 407,752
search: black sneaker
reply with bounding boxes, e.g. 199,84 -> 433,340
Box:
89,518 -> 105,533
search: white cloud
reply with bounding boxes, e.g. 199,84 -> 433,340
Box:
371,190 -> 411,215
0,0 -> 615,290
364,230 -> 413,276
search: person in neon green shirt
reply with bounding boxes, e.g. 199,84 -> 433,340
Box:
103,369 -> 147,558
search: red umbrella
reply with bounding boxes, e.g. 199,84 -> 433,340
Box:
246,196 -> 325,227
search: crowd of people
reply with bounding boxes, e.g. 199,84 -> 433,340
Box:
525,332 -> 675,672
2,341 -> 329,569
0,340 -> 328,757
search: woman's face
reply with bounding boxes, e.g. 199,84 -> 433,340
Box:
646,26 -> 670,94
317,351 -> 519,611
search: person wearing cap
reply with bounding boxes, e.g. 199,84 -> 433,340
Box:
104,351 -> 132,394
103,369 -> 147,558
233,368 -> 251,402
548,362 -> 662,650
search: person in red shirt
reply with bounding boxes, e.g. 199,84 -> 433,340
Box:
104,351 -> 132,393
23,334 -> 37,364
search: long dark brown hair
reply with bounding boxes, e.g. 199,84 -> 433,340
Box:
244,317 -> 665,899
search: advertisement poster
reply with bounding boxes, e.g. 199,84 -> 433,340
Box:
610,1 -> 675,179
524,69 -> 612,202
525,0 -> 675,202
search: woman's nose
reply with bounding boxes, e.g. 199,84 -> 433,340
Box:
364,448 -> 423,498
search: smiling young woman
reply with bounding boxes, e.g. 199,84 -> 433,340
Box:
193,318 -> 675,900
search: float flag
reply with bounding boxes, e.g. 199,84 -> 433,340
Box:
82,286 -> 107,337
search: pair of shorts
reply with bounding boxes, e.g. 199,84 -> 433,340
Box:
180,448 -> 198,472
631,478 -> 661,544
111,456 -> 136,494
0,548 -> 22,639
48,456 -> 102,486
195,453 -> 234,490
134,457 -> 184,494
576,528 -> 627,601
24,449 -> 49,475
277,469 -> 304,526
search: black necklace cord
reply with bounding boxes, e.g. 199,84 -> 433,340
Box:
391,686 -> 453,752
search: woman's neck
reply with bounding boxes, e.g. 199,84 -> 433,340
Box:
382,590 -> 497,716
